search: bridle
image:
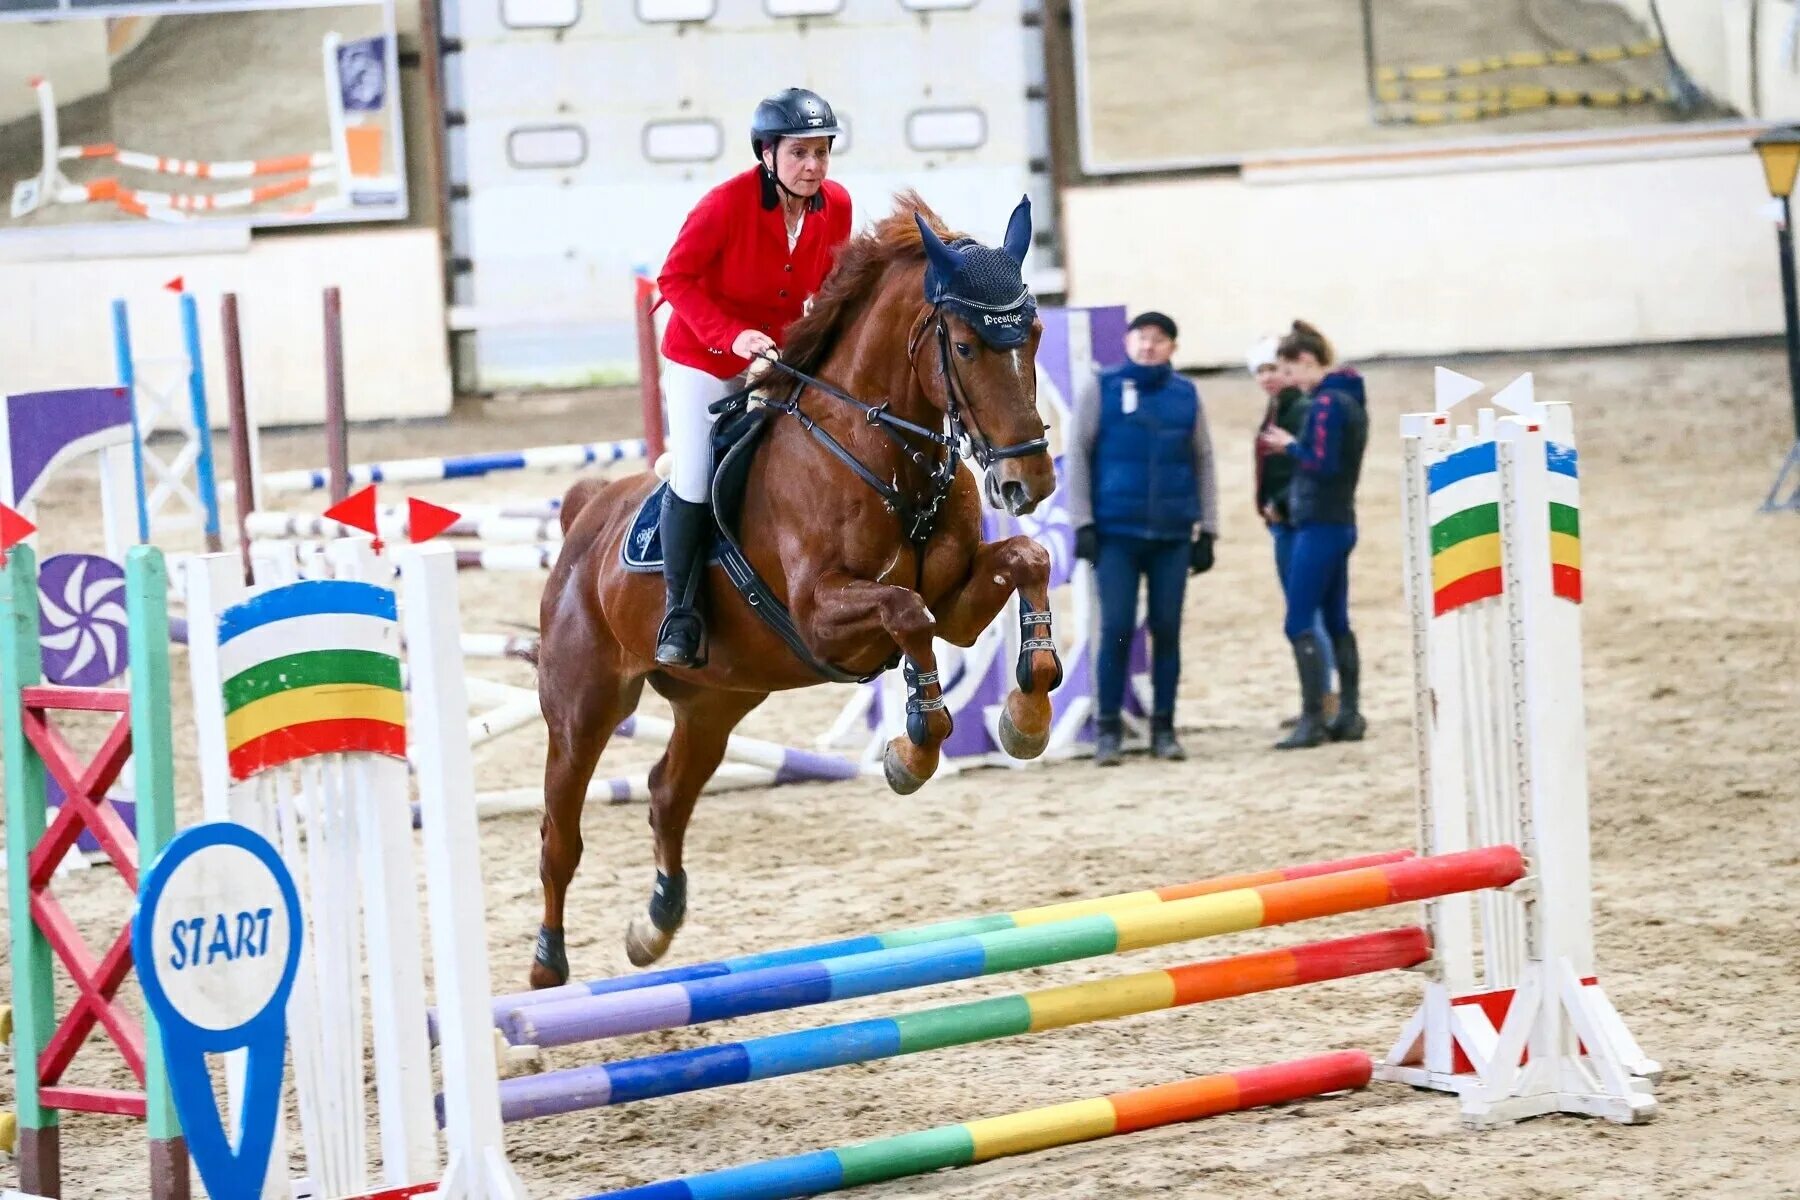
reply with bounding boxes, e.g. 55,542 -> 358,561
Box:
718,302 -> 1049,547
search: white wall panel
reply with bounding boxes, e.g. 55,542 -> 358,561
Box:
449,0 -> 1044,389
1061,146 -> 1778,367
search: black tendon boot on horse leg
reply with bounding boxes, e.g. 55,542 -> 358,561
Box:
655,492 -> 712,668
1275,630 -> 1330,750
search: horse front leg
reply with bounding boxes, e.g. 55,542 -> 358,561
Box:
806,575 -> 952,795
931,535 -> 1062,760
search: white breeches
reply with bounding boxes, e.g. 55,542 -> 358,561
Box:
662,361 -> 735,503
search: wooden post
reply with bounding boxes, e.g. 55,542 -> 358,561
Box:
323,287 -> 350,505
222,294 -> 258,583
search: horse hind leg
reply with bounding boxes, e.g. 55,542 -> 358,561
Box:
532,655 -> 644,990
625,685 -> 766,967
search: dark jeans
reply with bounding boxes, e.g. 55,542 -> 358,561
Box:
1096,533 -> 1188,720
1283,521 -> 1357,642
1269,523 -> 1337,680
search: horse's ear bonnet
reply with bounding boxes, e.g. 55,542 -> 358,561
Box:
914,195 -> 1037,349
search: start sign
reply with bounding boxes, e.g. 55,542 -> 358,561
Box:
132,822 -> 302,1200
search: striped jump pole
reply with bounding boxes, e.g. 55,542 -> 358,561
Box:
245,511 -> 564,545
488,928 -> 1426,1123
577,1050 -> 1373,1200
476,848 -> 1414,1044
502,847 -> 1518,1048
256,439 -> 648,498
454,545 -> 560,572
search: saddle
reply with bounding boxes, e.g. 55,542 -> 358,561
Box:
619,403 -> 769,573
619,398 -> 890,685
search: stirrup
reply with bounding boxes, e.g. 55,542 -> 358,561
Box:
655,609 -> 707,668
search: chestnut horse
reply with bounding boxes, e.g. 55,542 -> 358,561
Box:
529,193 -> 1062,988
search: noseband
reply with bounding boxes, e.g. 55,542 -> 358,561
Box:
720,303 -> 1048,546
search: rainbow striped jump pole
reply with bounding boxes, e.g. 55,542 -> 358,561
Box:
488,928 -> 1426,1123
504,846 -> 1520,1049
577,1051 -> 1374,1200
479,848 -> 1415,1046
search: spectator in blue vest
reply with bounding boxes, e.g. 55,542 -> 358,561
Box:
1069,311 -> 1219,766
1256,320 -> 1368,750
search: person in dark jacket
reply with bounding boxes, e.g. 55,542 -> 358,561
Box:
1250,335 -> 1337,727
1069,311 -> 1219,766
1255,320 -> 1367,750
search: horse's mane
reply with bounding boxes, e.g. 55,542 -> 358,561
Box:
781,191 -> 959,376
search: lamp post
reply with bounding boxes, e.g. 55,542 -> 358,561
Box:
1752,127 -> 1800,511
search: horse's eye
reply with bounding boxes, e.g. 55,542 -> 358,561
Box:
954,342 -> 975,360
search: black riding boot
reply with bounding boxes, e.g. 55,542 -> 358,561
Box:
1328,631 -> 1366,742
1093,715 -> 1124,766
1150,714 -> 1187,761
1274,631 -> 1329,750
654,492 -> 712,669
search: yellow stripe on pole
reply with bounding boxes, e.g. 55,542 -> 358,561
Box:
1010,890 -> 1162,927
968,1097 -> 1118,1160
1025,970 -> 1177,1032
1111,890 -> 1265,953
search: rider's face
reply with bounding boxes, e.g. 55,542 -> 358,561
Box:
764,136 -> 831,197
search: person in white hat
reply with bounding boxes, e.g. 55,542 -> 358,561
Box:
1250,333 -> 1338,730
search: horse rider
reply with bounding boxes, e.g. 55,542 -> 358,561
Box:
653,86 -> 853,668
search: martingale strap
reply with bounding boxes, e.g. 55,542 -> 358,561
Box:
708,426 -> 892,686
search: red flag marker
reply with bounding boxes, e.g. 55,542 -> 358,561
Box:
406,497 -> 462,543
164,275 -> 185,293
323,484 -> 383,551
0,502 -> 37,565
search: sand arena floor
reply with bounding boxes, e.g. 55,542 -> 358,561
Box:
3,342 -> 1796,1198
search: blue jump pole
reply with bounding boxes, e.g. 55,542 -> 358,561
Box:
112,298 -> 152,544
178,292 -> 224,552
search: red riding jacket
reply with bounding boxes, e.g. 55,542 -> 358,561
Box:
658,166 -> 853,379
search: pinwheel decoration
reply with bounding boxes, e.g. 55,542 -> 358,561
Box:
38,553 -> 129,687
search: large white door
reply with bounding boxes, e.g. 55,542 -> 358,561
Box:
442,0 -> 1058,391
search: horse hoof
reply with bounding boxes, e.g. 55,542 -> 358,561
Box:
997,703 -> 1050,761
882,738 -> 930,795
626,913 -> 676,967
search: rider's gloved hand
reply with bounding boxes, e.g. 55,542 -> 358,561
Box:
1074,524 -> 1099,564
733,329 -> 777,360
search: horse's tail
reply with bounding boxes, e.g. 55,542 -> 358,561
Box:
506,635 -> 540,667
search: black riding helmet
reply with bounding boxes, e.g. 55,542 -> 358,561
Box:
752,87 -> 841,211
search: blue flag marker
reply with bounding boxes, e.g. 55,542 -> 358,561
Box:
132,823 -> 303,1200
